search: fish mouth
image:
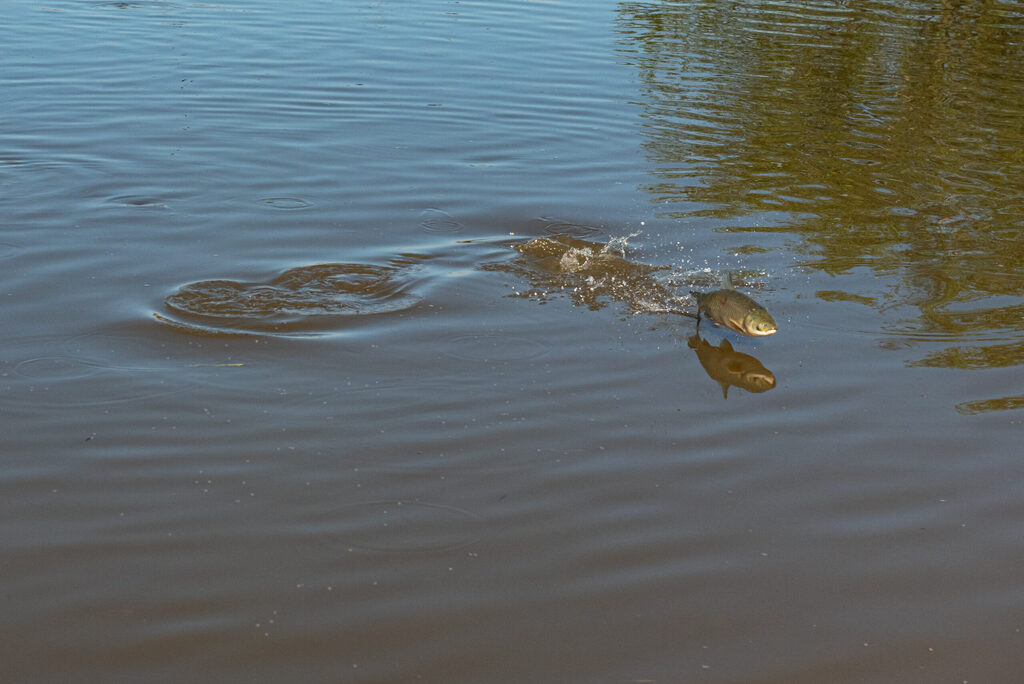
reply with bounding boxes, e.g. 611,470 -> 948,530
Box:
744,372 -> 776,391
741,313 -> 778,337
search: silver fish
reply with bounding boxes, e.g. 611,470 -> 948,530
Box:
690,289 -> 777,337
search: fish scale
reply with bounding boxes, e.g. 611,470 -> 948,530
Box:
690,289 -> 778,337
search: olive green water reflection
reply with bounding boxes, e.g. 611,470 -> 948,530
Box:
617,0 -> 1024,411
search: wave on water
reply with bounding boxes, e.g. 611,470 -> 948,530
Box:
156,259 -> 427,337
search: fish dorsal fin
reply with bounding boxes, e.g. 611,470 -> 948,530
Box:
721,271 -> 735,289
720,339 -> 734,352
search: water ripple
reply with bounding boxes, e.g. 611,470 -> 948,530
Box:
109,195 -> 167,208
0,344 -> 187,408
323,500 -> 483,553
444,333 -> 547,362
260,196 -> 313,210
540,219 -> 603,238
420,208 -> 463,233
158,260 -> 426,337
13,357 -> 105,381
0,243 -> 23,260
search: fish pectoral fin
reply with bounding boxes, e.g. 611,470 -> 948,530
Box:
719,382 -> 730,399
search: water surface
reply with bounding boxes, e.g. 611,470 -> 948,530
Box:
2,1 -> 1024,682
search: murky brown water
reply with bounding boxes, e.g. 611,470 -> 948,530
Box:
3,1 -> 1024,682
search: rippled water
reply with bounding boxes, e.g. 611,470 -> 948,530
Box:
3,0 -> 1024,682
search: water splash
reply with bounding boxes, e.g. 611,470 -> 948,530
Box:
487,233 -> 700,315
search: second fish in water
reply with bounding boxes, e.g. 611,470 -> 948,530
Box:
690,289 -> 778,337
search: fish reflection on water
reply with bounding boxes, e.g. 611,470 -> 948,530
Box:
688,334 -> 776,399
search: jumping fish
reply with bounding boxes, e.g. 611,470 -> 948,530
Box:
689,288 -> 777,337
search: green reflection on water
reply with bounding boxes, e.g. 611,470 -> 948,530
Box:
616,0 -> 1024,409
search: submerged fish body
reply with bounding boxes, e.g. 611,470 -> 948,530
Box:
690,288 -> 777,337
688,334 -> 776,398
